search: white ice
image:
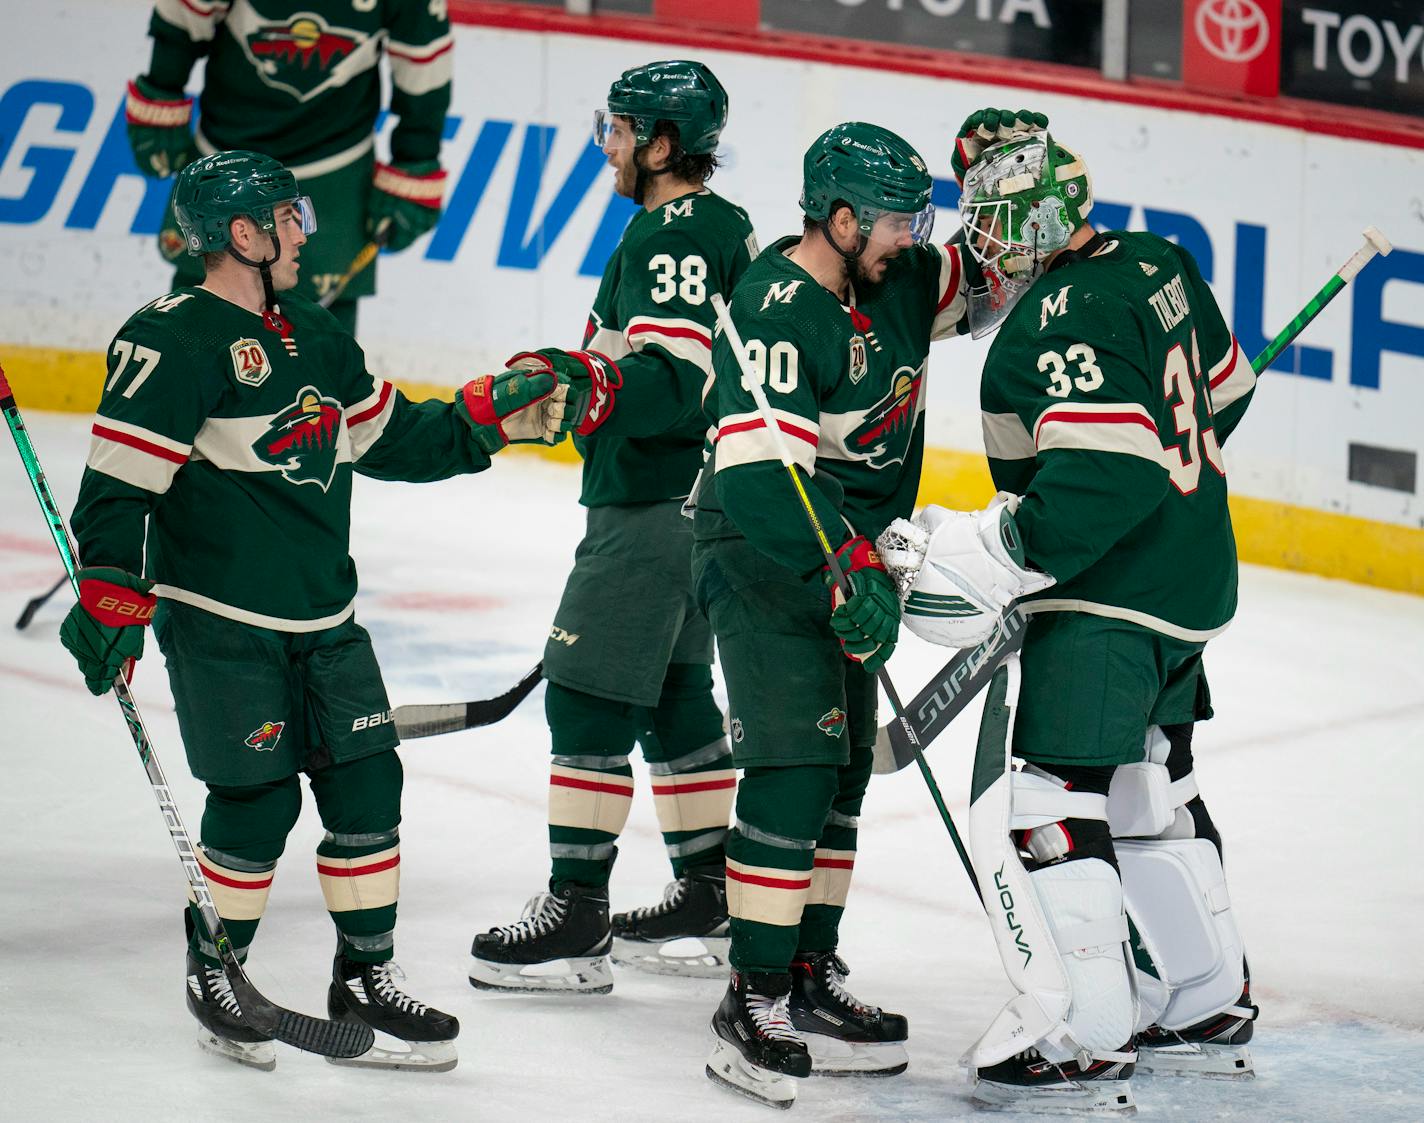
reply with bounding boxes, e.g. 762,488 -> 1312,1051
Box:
2,412 -> 1422,1121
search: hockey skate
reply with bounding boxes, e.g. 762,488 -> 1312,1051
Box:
1136,982 -> 1258,1079
788,950 -> 909,1076
185,950 -> 276,1071
706,970 -> 812,1109
469,882 -> 614,994
971,1045 -> 1137,1114
326,952 -> 459,1071
611,865 -> 730,979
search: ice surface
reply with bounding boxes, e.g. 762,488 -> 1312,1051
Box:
2,413 -> 1422,1120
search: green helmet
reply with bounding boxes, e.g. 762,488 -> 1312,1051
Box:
800,122 -> 935,239
601,60 -> 728,154
958,133 -> 1092,336
172,150 -> 312,257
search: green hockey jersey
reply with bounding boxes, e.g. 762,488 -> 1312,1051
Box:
698,235 -> 968,574
72,288 -> 488,632
982,230 -> 1258,640
576,188 -> 757,507
142,0 -> 451,171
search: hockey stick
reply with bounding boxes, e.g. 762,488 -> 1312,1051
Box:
317,218 -> 391,310
15,573 -> 67,630
710,295 -> 979,897
0,363 -> 373,1061
873,224 -> 1395,775
394,661 -> 543,739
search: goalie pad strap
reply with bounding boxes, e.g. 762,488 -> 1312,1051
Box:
1008,776 -> 1108,829
1052,913 -> 1129,955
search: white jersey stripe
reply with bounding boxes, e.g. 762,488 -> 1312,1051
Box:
1033,402 -> 1168,469
1206,336 -> 1256,411
346,380 -> 395,462
154,584 -> 357,632
155,0 -> 228,42
87,430 -> 186,495
388,35 -> 454,98
1024,598 -> 1232,643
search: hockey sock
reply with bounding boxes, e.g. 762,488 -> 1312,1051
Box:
189,776 -> 302,966
546,682 -> 638,889
726,763 -> 839,973
797,743 -> 873,954
640,662 -> 735,877
310,750 -> 403,964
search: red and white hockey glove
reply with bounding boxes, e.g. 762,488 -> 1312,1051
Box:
59,567 -> 156,695
506,348 -> 623,437
456,369 -> 566,453
368,160 -> 448,252
824,536 -> 899,673
125,77 -> 198,179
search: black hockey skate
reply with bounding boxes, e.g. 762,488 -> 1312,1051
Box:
1136,981 -> 1258,1078
327,952 -> 459,1071
185,950 -> 276,1071
972,1043 -> 1137,1114
788,950 -> 909,1076
706,970 -> 812,1109
469,882 -> 613,994
611,864 -> 730,978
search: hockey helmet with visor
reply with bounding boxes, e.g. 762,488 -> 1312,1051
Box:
593,60 -> 728,154
801,122 -> 935,253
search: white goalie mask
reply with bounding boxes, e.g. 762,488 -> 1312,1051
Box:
877,499 -> 1056,648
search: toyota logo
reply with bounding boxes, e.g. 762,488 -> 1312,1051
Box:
1195,0 -> 1271,64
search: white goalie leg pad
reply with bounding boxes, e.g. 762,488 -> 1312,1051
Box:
964,656 -> 1136,1070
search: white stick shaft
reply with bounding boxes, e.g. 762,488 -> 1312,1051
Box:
709,293 -> 798,469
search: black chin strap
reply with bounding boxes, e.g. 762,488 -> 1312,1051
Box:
632,146 -> 673,206
226,230 -> 283,318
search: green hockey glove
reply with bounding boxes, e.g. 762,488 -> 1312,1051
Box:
506,348 -> 623,436
59,567 -> 156,695
825,537 -> 899,673
950,108 -> 1049,186
456,369 -> 567,454
368,160 -> 448,252
125,76 -> 199,179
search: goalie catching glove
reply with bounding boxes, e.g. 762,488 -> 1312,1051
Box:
949,108 -> 1049,187
59,567 -> 156,695
455,369 -> 568,454
826,536 -> 900,672
506,348 -> 623,436
877,497 -> 1055,649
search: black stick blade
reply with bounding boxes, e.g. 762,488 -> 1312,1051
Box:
274,1009 -> 374,1059
395,662 -> 543,740
15,574 -> 67,630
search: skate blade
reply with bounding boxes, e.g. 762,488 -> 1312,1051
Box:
705,1036 -> 798,1109
196,1028 -> 276,1072
467,953 -> 613,995
802,1032 -> 908,1077
1136,1042 -> 1254,1079
612,935 -> 729,979
326,1036 -> 457,1073
972,1076 -> 1136,1115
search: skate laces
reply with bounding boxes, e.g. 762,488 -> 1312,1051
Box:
367,961 -> 429,1016
202,967 -> 242,1018
748,991 -> 800,1045
819,955 -> 881,1019
632,877 -> 688,921
489,891 -> 568,945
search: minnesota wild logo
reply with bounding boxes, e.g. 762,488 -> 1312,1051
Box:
244,721 -> 285,752
244,14 -> 365,101
817,708 -> 847,738
252,386 -> 344,491
846,365 -> 922,470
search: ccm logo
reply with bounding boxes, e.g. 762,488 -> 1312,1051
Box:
98,596 -> 154,621
351,710 -> 395,732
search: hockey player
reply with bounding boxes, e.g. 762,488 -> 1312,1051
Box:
692,117 -> 1026,1106
60,150 -> 566,1072
467,61 -> 757,993
886,132 -> 1260,1112
124,0 -> 452,334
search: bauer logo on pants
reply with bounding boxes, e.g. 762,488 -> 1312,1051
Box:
244,721 -> 285,752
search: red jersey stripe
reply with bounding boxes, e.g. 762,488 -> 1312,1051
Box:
651,778 -> 737,796
92,424 -> 188,465
814,857 -> 855,870
1038,410 -> 1159,434
717,416 -> 818,446
198,861 -> 274,891
388,40 -> 455,64
316,855 -> 401,879
726,867 -> 813,891
347,381 -> 393,428
550,774 -> 635,797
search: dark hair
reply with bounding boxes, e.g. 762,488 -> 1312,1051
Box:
803,199 -> 855,232
651,120 -> 719,184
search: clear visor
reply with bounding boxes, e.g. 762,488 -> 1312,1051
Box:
593,109 -> 639,151
862,203 -> 936,250
275,196 -> 318,236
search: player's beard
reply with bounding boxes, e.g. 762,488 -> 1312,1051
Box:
852,253 -> 892,296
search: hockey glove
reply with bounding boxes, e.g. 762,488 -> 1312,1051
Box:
456,369 -> 567,454
506,348 -> 623,437
950,108 -> 1049,187
125,77 -> 199,179
59,567 -> 156,695
368,160 -> 448,252
825,537 -> 900,673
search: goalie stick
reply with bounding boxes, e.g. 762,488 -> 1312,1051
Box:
394,662 -> 543,739
873,225 -> 1393,774
0,362 -> 373,1062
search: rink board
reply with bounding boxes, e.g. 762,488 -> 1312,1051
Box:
1,0 -> 1421,592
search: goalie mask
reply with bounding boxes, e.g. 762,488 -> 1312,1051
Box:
959,134 -> 1092,338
